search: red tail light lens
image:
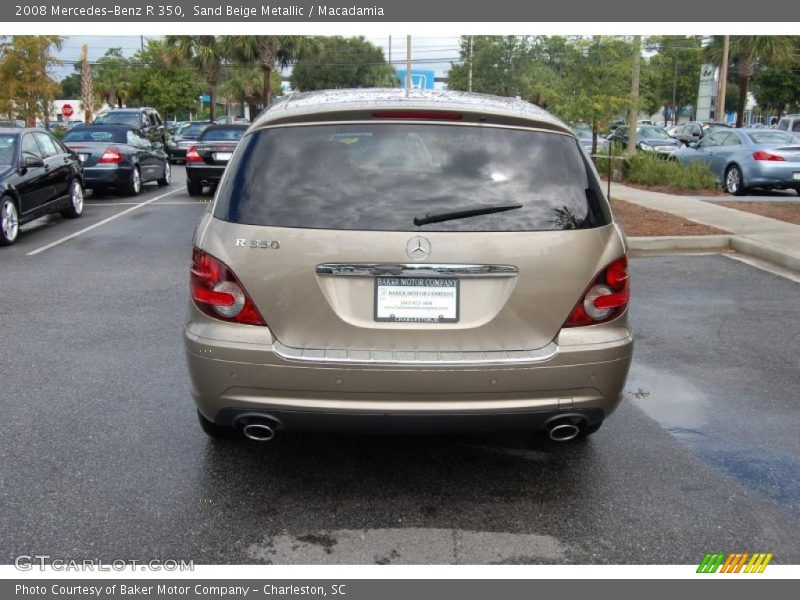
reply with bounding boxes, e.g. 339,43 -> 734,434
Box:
185,146 -> 203,162
752,150 -> 785,161
190,248 -> 266,326
98,147 -> 123,163
372,111 -> 463,120
564,256 -> 630,328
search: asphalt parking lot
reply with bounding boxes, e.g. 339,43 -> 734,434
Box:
1,165 -> 799,565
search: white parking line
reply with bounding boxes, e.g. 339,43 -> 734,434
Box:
26,188 -> 182,256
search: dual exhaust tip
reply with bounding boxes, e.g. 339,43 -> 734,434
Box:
236,414 -> 588,443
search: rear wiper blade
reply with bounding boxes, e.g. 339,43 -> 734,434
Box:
413,204 -> 523,226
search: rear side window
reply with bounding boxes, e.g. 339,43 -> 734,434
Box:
214,123 -> 609,232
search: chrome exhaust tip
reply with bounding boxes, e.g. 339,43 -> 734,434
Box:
242,422 -> 277,442
547,422 -> 581,442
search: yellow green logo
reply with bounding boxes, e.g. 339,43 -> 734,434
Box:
697,552 -> 773,573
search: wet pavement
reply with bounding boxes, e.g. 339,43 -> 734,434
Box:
1,171 -> 798,564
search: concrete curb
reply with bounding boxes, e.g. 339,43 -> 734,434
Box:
628,235 -> 800,273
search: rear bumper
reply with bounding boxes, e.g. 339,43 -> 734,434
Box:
83,165 -> 130,188
744,161 -> 800,188
184,307 -> 633,433
186,164 -> 226,183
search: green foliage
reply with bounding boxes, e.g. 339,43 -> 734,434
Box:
291,36 -> 397,91
164,36 -> 225,120
129,40 -> 204,119
641,36 -> 703,122
94,47 -> 133,107
625,153 -> 718,191
752,62 -> 800,113
0,35 -> 63,125
58,72 -> 81,99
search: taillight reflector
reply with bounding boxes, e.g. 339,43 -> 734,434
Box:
190,248 -> 266,326
563,256 -> 630,328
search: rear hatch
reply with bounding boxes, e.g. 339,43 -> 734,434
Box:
201,118 -> 623,352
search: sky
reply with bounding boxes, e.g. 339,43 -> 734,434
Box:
54,35 -> 463,83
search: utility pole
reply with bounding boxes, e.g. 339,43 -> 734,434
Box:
626,35 -> 642,155
140,35 -> 144,52
388,36 -> 392,66
468,35 -> 474,92
716,35 -> 730,124
671,53 -> 678,127
406,35 -> 412,93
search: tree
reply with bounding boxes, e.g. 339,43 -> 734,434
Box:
165,36 -> 226,121
129,40 -> 204,120
707,36 -> 795,127
94,48 -> 132,108
223,36 -> 320,108
752,64 -> 800,114
218,66 -> 281,120
641,36 -> 703,126
79,44 -> 94,122
58,71 -> 82,99
291,36 -> 397,91
0,36 -> 63,126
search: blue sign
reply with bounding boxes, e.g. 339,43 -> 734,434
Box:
199,95 -> 211,103
395,70 -> 436,90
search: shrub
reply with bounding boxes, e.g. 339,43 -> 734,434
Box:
624,152 -> 719,191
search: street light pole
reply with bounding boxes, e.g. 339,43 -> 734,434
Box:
468,35 -> 474,92
626,35 -> 642,155
406,35 -> 412,93
716,36 -> 730,124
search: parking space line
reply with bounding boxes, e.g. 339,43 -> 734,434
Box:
26,189 -> 182,256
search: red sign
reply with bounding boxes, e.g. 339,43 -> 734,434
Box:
61,104 -> 74,118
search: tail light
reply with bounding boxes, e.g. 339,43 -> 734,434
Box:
185,146 -> 203,162
190,248 -> 266,326
752,150 -> 785,161
98,148 -> 123,163
563,256 -> 629,328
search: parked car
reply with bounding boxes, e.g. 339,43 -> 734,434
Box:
62,125 -> 171,196
184,89 -> 633,443
608,125 -> 682,156
165,121 -> 212,163
215,115 -> 249,125
185,124 -> 248,196
775,114 -> 800,134
571,124 -> 610,155
93,107 -> 167,147
673,128 -> 800,195
672,121 -> 729,145
0,127 -> 84,245
0,119 -> 26,128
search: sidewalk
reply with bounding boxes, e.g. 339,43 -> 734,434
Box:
612,182 -> 800,272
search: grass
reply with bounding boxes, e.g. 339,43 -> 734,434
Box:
624,152 -> 719,192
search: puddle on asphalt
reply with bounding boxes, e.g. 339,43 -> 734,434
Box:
626,363 -> 799,508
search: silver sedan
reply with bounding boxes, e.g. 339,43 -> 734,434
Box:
672,128 -> 800,195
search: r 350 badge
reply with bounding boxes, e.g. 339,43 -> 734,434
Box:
235,239 -> 280,249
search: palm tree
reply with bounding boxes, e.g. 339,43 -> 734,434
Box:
707,36 -> 795,127
223,36 -> 320,108
79,44 -> 93,122
219,66 -> 262,120
164,36 -> 226,121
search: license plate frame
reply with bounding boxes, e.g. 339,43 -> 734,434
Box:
374,277 -> 459,323
213,152 -> 232,162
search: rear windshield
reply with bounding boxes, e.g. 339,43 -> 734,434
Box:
94,112 -> 139,127
178,122 -> 210,136
63,128 -> 123,143
201,127 -> 246,142
747,131 -> 796,145
214,123 -> 608,232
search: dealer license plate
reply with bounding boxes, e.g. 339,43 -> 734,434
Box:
374,277 -> 459,323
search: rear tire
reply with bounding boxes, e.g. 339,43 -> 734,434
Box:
157,161 -> 171,187
197,411 -> 237,439
0,196 -> 19,246
187,178 -> 203,196
60,179 -> 84,219
724,165 -> 746,196
125,166 -> 142,196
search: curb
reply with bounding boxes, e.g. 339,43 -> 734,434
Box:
628,235 -> 800,273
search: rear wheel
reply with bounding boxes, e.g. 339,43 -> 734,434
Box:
125,166 -> 142,196
60,179 -> 84,219
197,410 -> 237,439
724,165 -> 746,196
0,196 -> 19,245
157,161 -> 171,186
187,177 -> 203,196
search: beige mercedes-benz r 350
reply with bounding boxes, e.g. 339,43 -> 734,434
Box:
184,89 -> 633,443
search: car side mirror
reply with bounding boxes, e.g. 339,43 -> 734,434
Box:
23,155 -> 45,168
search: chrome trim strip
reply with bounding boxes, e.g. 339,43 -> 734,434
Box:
316,263 -> 518,278
272,341 -> 558,366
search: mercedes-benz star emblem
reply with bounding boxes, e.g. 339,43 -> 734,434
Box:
406,236 -> 431,261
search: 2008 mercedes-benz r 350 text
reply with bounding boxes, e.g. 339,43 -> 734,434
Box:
184,89 -> 633,443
